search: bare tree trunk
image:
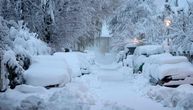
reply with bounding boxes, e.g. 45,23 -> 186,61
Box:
0,50 -> 7,92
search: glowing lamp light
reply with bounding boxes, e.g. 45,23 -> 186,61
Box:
132,38 -> 140,44
164,19 -> 172,27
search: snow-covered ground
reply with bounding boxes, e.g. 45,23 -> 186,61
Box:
1,52 -> 193,110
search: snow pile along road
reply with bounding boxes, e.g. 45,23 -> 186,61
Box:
148,84 -> 193,110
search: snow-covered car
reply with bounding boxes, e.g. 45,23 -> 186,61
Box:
134,45 -> 164,57
24,52 -> 91,88
24,55 -> 71,87
143,53 -> 193,87
133,45 -> 164,73
54,52 -> 91,77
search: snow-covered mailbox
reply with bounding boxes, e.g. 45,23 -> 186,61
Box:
95,22 -> 112,54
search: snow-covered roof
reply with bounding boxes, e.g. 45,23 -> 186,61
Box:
101,22 -> 112,38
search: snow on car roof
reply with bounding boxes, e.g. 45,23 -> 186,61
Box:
158,62 -> 193,79
146,53 -> 188,64
134,45 -> 164,55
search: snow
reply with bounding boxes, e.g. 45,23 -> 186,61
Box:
154,0 -> 190,14
158,62 -> 193,79
133,55 -> 147,72
15,85 -> 47,93
123,55 -> 133,67
143,54 -> 193,80
134,45 -> 164,56
24,52 -> 90,86
164,76 -> 193,86
1,52 -> 193,110
148,84 -> 193,109
88,65 -> 170,110
24,55 -> 71,86
54,52 -> 90,77
95,52 -> 116,65
101,22 -> 111,37
145,53 -> 187,64
9,24 -> 50,56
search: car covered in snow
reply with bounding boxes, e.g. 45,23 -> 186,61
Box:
54,52 -> 91,77
24,52 -> 90,88
143,53 -> 193,87
134,45 -> 164,57
133,45 -> 164,73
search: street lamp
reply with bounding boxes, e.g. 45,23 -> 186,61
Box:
132,38 -> 140,45
164,18 -> 172,27
163,18 -> 172,52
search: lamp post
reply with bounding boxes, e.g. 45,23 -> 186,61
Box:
164,18 -> 172,52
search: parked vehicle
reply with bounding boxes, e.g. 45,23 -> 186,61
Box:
133,45 -> 164,73
143,53 -> 193,87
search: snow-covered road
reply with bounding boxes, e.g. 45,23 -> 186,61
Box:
0,53 -> 174,110
79,64 -> 172,110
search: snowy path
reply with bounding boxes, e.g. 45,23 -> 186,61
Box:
85,64 -> 172,110
0,55 -> 174,110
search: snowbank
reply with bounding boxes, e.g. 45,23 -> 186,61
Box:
0,89 -> 31,109
24,55 -> 71,86
15,85 -> 47,93
0,81 -> 94,110
148,84 -> 193,109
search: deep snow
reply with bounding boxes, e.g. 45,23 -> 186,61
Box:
1,52 -> 193,110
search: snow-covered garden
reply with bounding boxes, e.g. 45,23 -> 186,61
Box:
1,0 -> 193,110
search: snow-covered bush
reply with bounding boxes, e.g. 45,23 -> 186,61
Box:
9,21 -> 51,56
2,50 -> 25,89
1,20 -> 51,90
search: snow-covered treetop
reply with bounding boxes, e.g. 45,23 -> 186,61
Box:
154,0 -> 193,14
101,22 -> 112,38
